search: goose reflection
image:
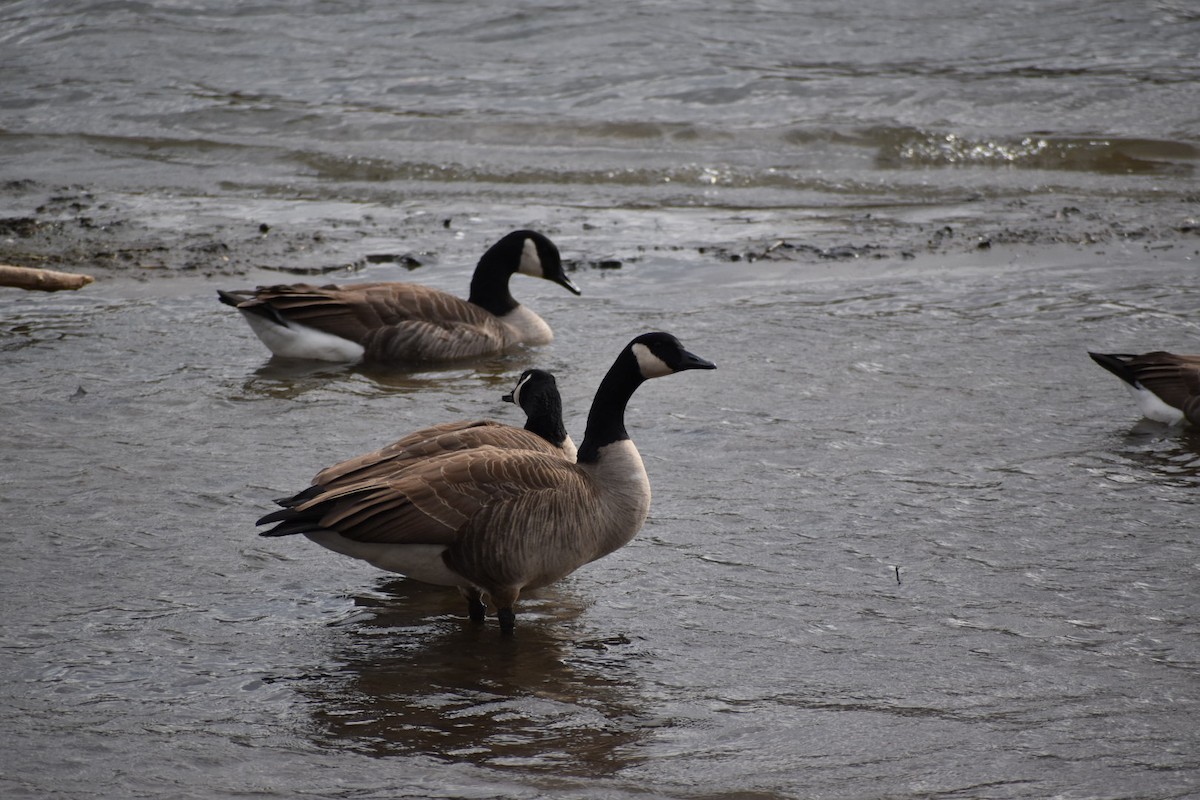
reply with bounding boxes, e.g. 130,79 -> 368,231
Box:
298,577 -> 650,777
1117,425 -> 1200,486
235,351 -> 545,401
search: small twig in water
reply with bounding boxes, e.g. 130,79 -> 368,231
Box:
894,566 -> 902,585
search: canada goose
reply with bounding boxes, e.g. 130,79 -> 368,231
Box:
276,368 -> 576,509
218,230 -> 581,365
258,332 -> 716,633
1089,350 -> 1200,425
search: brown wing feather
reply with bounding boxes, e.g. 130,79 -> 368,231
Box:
296,448 -> 590,552
1125,352 -> 1200,412
312,420 -> 565,488
446,456 -> 604,590
361,316 -> 511,362
313,420 -> 495,484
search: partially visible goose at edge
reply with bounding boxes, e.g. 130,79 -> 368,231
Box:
258,332 -> 716,633
217,229 -> 581,365
1088,350 -> 1200,425
276,368 -> 576,510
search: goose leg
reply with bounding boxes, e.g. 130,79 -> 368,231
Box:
491,586 -> 521,635
460,588 -> 487,623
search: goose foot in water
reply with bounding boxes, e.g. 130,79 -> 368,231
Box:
462,589 -> 487,623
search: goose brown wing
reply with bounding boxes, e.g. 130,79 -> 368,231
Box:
312,420 -> 563,488
359,317 -> 512,362
312,420 -> 492,485
235,282 -> 398,342
1179,366 -> 1200,425
1127,353 -> 1200,411
341,282 -> 512,361
238,283 -> 508,359
289,447 -> 588,547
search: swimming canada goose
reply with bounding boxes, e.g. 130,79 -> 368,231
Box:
1089,350 -> 1200,425
276,368 -> 576,509
258,332 -> 716,633
217,230 -> 581,365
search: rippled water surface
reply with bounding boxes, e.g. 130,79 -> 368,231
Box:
2,1 -> 1198,798
4,251 -> 1197,799
3,0 -> 1199,213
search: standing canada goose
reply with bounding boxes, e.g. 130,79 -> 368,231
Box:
258,332 -> 716,633
276,368 -> 576,509
1089,351 -> 1200,425
217,230 -> 581,365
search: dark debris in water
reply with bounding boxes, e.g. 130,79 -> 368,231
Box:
709,197 -> 1200,265
0,181 -> 409,279
1,179 -> 1197,281
573,634 -> 635,651
362,252 -> 424,269
730,240 -> 885,262
0,217 -> 43,238
0,181 -> 645,281
563,258 -> 624,272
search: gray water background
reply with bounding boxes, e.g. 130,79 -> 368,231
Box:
1,2 -> 1199,798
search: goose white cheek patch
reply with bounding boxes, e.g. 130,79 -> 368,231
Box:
517,238 -> 542,277
632,343 -> 673,378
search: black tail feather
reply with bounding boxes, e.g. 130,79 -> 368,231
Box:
217,289 -> 291,326
257,504 -> 325,537
216,289 -> 249,308
274,485 -> 323,508
1088,351 -> 1137,385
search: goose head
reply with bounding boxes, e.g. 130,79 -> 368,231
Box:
483,230 -> 581,296
576,331 -> 715,464
501,368 -> 573,454
502,368 -> 560,408
628,331 -> 717,379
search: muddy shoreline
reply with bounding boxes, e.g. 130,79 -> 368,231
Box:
1,178 -> 1197,285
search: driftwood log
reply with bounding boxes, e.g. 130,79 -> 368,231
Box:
0,264 -> 94,291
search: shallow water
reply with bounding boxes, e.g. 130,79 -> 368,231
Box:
2,1 -> 1199,798
3,248 -> 1198,799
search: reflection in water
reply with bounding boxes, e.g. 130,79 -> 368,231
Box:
299,579 -> 649,777
1117,423 -> 1200,485
238,352 -> 545,400
237,358 -> 353,399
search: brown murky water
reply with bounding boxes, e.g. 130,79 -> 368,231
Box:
2,1 -> 1198,798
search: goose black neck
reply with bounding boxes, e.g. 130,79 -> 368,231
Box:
576,349 -> 645,464
523,394 -> 569,447
468,247 -> 520,317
